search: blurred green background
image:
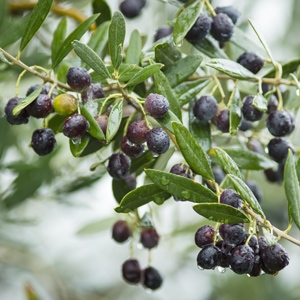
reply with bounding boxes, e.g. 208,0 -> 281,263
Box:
1,0 -> 300,299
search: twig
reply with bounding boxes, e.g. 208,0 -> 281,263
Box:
0,48 -> 70,91
244,206 -> 300,247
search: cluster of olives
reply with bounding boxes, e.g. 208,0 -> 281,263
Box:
4,66 -> 105,156
107,93 -> 171,180
195,189 -> 289,276
112,219 -> 163,290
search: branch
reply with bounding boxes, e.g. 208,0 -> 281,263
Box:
0,47 -> 71,91
244,206 -> 300,247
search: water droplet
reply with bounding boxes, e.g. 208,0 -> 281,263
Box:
218,266 -> 226,273
84,100 -> 98,116
160,176 -> 170,186
197,265 -> 204,271
177,41 -> 183,47
181,190 -> 191,200
71,138 -> 81,145
154,197 -> 164,205
150,151 -> 159,158
145,288 -> 153,294
137,242 -> 144,250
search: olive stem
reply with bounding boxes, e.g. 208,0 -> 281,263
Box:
0,48 -> 71,91
244,206 -> 300,247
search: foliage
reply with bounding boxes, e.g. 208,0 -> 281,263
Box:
1,0 -> 300,298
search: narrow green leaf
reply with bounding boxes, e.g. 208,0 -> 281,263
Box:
164,55 -> 202,87
109,11 -> 126,70
87,21 -> 110,56
3,158 -> 54,208
296,156 -> 300,184
214,147 -> 242,178
115,184 -> 171,213
191,36 -> 228,59
229,88 -> 242,135
69,134 -> 90,157
228,174 -> 265,217
12,87 -> 42,115
125,64 -> 163,87
175,79 -> 209,106
155,42 -> 181,70
73,40 -> 111,79
188,98 -> 211,152
173,122 -> 214,180
117,64 -> 142,82
217,148 -> 277,171
125,29 -> 142,65
284,150 -> 300,229
113,178 -> 135,203
130,151 -> 155,175
206,58 -> 258,79
52,14 -> 99,69
173,0 -> 201,45
20,0 -> 53,52
47,114 -> 66,133
80,136 -> 104,157
154,110 -> 182,134
51,18 -> 67,64
193,203 -> 250,223
106,99 -> 123,142
145,169 -> 218,203
252,93 -> 268,112
154,70 -> 182,121
77,217 -> 114,235
80,105 -> 105,141
92,0 -> 111,26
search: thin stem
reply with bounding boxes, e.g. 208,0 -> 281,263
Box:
213,75 -> 226,102
227,80 -> 239,108
0,48 -> 71,91
244,206 -> 300,247
204,0 -> 216,16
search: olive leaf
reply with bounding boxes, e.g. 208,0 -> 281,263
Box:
115,184 -> 171,213
20,0 -> 53,52
173,0 -> 201,45
173,122 -> 214,180
284,150 -> 300,230
206,58 -> 258,79
145,169 -> 218,203
109,11 -> 126,70
193,203 -> 250,223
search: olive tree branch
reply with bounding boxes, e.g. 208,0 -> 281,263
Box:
244,206 -> 300,247
0,47 -> 71,91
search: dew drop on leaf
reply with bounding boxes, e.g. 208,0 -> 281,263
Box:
160,176 -> 170,186
71,138 -> 82,145
181,190 -> 191,199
